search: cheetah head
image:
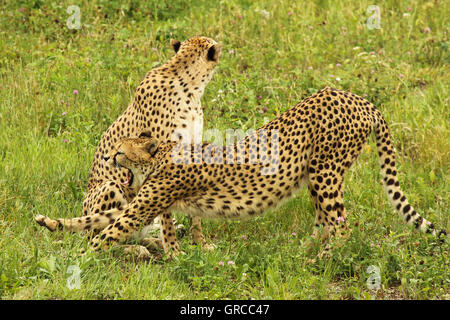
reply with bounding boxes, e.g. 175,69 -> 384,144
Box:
104,134 -> 162,191
169,36 -> 222,81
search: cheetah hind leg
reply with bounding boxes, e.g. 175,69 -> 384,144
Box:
305,170 -> 352,257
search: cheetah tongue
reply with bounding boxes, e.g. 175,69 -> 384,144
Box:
122,170 -> 133,186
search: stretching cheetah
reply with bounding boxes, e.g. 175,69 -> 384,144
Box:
81,36 -> 221,251
36,87 -> 448,257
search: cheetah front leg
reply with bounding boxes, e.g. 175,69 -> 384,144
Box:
82,181 -> 131,217
157,212 -> 180,254
90,182 -> 180,258
36,206 -> 164,258
35,206 -> 174,254
36,179 -> 130,235
49,178 -> 176,252
35,207 -> 123,233
190,216 -> 216,251
90,208 -> 174,256
85,181 -> 181,252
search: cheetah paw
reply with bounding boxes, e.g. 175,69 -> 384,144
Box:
123,245 -> 152,261
140,237 -> 164,250
166,249 -> 186,260
201,242 -> 217,251
35,214 -> 58,232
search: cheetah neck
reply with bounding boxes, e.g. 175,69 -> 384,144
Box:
164,58 -> 213,97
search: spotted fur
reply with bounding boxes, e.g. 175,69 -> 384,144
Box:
36,87 -> 448,255
56,36 -> 221,251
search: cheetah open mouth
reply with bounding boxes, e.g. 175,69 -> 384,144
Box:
111,154 -> 134,187
122,170 -> 134,187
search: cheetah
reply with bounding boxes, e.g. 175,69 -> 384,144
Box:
79,36 -> 221,251
36,87 -> 448,256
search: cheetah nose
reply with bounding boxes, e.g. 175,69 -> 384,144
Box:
103,156 -> 110,162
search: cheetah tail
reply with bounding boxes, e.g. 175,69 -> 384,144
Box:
372,111 -> 448,241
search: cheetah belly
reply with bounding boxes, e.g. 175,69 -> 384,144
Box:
169,176 -> 309,220
170,199 -> 253,219
130,218 -> 162,241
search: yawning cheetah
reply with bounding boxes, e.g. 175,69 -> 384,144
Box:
81,36 -> 221,251
36,87 -> 448,258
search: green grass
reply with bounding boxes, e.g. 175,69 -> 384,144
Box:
0,0 -> 449,299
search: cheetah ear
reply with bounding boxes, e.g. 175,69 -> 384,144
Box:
207,43 -> 222,62
138,131 -> 152,139
170,39 -> 181,53
144,139 -> 160,157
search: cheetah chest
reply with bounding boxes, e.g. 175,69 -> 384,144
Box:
173,106 -> 204,143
